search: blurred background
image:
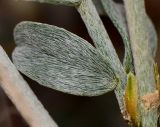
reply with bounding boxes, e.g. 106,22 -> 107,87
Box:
0,0 -> 160,127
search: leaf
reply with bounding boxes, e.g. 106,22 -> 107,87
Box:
77,0 -> 127,112
92,0 -> 105,15
100,0 -> 157,72
100,0 -> 133,73
16,0 -> 81,6
125,72 -> 139,126
153,63 -> 160,92
145,16 -> 157,57
123,0 -> 156,95
12,21 -> 119,96
77,0 -> 126,90
123,0 -> 158,126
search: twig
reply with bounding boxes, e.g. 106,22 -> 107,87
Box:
0,45 -> 58,127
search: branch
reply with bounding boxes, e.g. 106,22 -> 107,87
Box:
0,45 -> 58,127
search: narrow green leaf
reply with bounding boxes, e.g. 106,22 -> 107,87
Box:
100,0 -> 133,73
99,0 -> 157,72
12,21 -> 118,96
123,0 -> 158,126
153,63 -> 160,91
125,72 -> 140,126
127,2 -> 157,58
77,0 -> 127,112
123,0 -> 156,95
145,16 -> 157,57
16,0 -> 81,6
77,0 -> 126,89
92,0 -> 105,15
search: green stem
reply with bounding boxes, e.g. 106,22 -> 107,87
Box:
123,0 -> 158,126
76,0 -> 127,114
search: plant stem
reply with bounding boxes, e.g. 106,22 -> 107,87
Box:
0,46 -> 58,127
123,0 -> 159,126
17,0 -> 81,6
76,0 -> 127,114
